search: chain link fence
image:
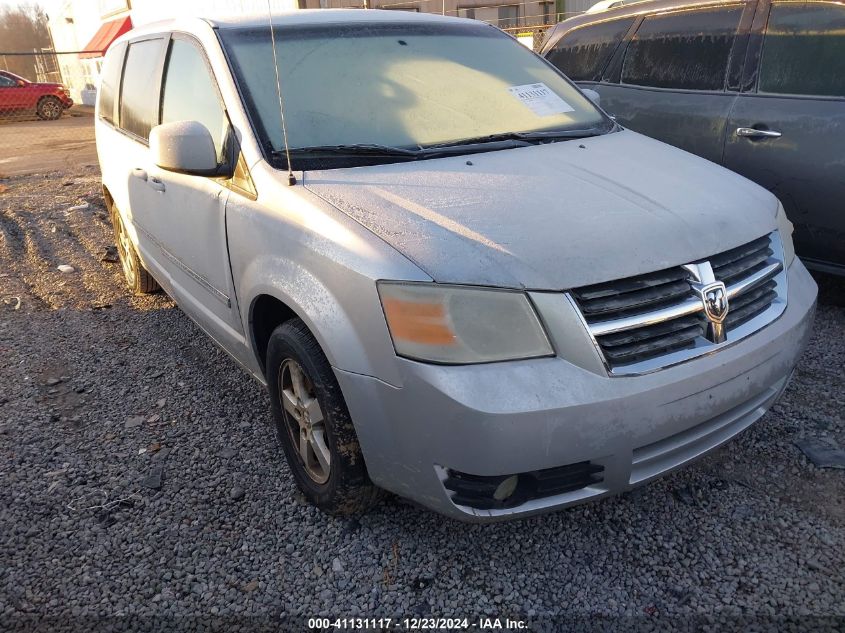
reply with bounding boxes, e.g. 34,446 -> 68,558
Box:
0,51 -> 98,178
502,23 -> 555,51
0,51 -> 98,123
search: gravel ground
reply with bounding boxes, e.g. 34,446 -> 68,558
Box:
0,165 -> 843,631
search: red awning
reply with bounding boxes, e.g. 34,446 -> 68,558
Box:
78,16 -> 132,59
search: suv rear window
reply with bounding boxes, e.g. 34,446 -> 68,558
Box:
621,6 -> 743,90
98,41 -> 126,125
119,38 -> 165,141
759,2 -> 845,98
545,18 -> 634,81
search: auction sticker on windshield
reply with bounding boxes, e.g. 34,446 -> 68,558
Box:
508,83 -> 574,117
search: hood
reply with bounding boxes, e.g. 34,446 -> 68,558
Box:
304,130 -> 778,289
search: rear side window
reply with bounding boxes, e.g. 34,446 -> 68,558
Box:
119,38 -> 165,141
160,38 -> 229,163
621,6 -> 743,90
98,41 -> 126,125
546,18 -> 635,81
759,2 -> 845,97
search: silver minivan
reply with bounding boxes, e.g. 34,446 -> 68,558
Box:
96,10 -> 816,521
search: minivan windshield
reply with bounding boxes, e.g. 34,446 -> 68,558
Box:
219,21 -> 613,169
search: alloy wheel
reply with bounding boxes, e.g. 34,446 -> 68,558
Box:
278,358 -> 331,484
42,100 -> 61,119
115,215 -> 136,287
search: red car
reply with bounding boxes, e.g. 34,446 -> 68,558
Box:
0,70 -> 74,120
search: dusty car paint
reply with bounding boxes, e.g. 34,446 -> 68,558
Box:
304,129 -> 778,289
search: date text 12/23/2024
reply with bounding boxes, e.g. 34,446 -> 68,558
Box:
307,617 -> 528,630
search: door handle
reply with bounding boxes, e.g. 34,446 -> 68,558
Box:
131,168 -> 148,181
147,177 -> 166,193
736,127 -> 782,139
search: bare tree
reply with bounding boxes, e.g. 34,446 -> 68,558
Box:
0,3 -> 54,81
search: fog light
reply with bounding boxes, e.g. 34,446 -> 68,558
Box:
493,475 -> 519,501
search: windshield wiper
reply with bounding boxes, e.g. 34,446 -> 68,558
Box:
275,144 -> 422,159
276,128 -> 609,159
422,127 -> 608,150
271,139 -> 539,166
269,127 -> 613,167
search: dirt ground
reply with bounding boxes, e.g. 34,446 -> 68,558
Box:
0,114 -> 98,177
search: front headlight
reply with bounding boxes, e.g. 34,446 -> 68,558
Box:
775,201 -> 796,267
377,282 -> 553,364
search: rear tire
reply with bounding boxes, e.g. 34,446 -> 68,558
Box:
110,204 -> 159,295
266,318 -> 384,516
36,96 -> 62,120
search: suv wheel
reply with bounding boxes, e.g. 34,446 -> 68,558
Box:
267,319 -> 384,515
36,96 -> 62,120
110,204 -> 159,294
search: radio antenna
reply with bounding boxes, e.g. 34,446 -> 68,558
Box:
267,0 -> 296,185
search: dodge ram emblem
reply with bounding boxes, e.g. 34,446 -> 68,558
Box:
701,281 -> 729,324
683,262 -> 731,344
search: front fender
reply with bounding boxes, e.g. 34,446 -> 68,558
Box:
227,168 -> 428,388
240,255 -> 407,386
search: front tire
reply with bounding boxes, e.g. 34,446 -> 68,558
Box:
36,96 -> 62,120
266,319 -> 383,515
110,204 -> 159,294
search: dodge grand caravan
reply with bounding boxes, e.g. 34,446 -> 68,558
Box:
95,10 -> 816,521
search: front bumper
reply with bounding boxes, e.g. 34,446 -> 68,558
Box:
336,262 -> 817,522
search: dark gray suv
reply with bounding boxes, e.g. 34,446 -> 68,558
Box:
541,0 -> 845,275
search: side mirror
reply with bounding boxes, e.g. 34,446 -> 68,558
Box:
150,120 -> 218,176
582,88 -> 601,107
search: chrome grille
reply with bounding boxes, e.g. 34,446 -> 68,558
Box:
570,232 -> 788,375
597,313 -> 707,366
574,267 -> 694,318
710,235 -> 774,285
724,279 -> 778,329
